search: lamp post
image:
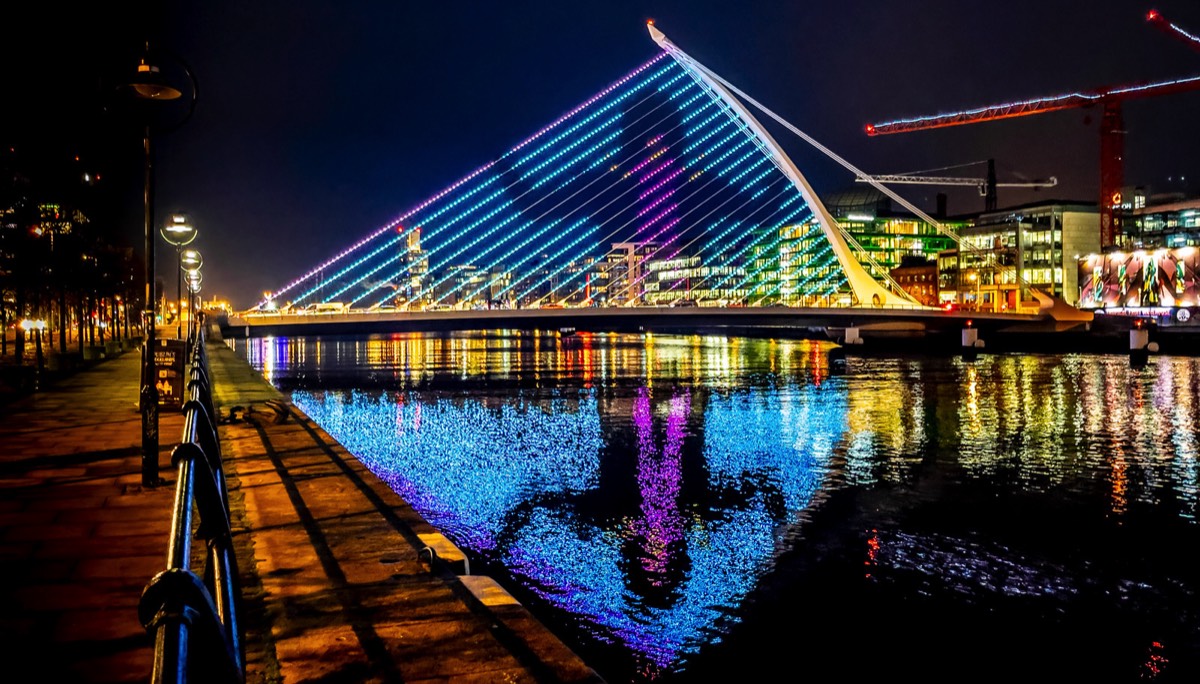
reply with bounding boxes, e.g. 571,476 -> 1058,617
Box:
185,268 -> 203,346
182,251 -> 203,346
126,42 -> 198,487
161,213 -> 197,339
19,319 -> 45,384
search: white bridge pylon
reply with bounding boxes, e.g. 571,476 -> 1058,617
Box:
647,22 -> 923,309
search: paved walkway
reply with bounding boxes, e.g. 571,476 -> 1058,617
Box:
0,331 -> 603,683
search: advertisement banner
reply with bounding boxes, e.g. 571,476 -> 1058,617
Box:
153,338 -> 188,409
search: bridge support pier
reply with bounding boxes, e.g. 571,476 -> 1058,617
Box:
1130,328 -> 1149,351
962,327 -> 980,348
961,326 -> 984,361
1129,327 -> 1156,367
842,327 -> 862,345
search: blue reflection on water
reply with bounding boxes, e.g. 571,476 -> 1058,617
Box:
293,390 -> 603,552
290,366 -> 844,677
240,332 -> 1200,683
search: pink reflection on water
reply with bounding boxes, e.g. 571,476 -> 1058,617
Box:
630,388 -> 692,584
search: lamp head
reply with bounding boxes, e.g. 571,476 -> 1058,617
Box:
180,249 -> 203,273
129,57 -> 183,100
161,213 -> 197,246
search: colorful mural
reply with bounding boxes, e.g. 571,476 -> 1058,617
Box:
1079,247 -> 1199,309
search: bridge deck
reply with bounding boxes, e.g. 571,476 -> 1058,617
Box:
226,305 -> 1042,337
220,304 -> 1200,355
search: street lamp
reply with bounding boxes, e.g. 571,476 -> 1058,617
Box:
182,251 -> 203,345
185,267 -> 203,346
19,319 -> 46,383
161,213 -> 197,339
126,42 -> 197,488
181,249 -> 203,277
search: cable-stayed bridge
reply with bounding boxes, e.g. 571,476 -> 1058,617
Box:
228,24 -> 1094,346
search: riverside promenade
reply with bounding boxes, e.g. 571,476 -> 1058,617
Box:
0,330 -> 603,683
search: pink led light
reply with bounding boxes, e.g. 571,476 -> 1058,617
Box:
624,148 -> 669,177
635,194 -> 673,218
264,224 -> 397,303
638,167 -> 686,200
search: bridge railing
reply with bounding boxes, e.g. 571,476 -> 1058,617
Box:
138,327 -> 245,684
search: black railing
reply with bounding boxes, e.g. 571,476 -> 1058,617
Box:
139,329 -> 245,683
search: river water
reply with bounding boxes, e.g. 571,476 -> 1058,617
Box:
231,330 -> 1200,683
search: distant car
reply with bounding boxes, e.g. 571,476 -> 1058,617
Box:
671,299 -> 698,307
304,302 -> 349,314
941,302 -> 959,313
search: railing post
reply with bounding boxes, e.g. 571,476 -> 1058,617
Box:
141,327 -> 245,683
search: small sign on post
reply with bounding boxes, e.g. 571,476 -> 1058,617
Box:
153,338 -> 187,409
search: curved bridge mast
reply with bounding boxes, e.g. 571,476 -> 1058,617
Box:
647,23 -> 918,308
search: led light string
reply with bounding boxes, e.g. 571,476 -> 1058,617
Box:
395,80 -> 706,307
263,55 -> 674,310
369,67 -> 690,305
408,69 -> 734,303
542,138 -> 787,303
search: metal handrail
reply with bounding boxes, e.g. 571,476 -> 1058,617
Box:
138,328 -> 245,683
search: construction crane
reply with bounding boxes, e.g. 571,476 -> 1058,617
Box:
1147,8 -> 1200,54
855,159 -> 1057,211
864,10 -> 1200,248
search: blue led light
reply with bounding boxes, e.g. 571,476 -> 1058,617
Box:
265,49 -> 868,313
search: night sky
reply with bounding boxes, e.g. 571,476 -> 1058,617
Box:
7,1 -> 1200,309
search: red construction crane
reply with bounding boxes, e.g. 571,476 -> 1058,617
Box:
1147,8 -> 1200,54
865,11 -> 1200,249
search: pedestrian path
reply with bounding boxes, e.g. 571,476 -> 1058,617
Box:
0,333 -> 603,683
0,345 -> 180,682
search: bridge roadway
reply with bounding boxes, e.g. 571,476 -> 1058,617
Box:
222,304 -> 1134,354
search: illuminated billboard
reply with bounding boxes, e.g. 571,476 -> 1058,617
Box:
1078,246 -> 1199,309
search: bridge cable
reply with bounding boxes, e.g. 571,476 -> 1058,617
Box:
660,45 -> 1035,296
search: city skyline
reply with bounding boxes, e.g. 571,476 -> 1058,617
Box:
6,0 -> 1200,309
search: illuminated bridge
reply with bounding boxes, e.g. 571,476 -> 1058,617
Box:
230,24 -> 1095,346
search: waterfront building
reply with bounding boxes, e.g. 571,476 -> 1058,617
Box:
1121,191 -> 1200,249
1077,191 -> 1200,316
642,253 -> 747,306
889,255 -> 940,307
599,242 -> 658,306
554,256 -> 599,306
449,264 -> 488,308
822,186 -> 964,276
748,221 -> 826,306
941,200 -> 1099,311
402,227 -> 429,306
807,188 -> 1099,311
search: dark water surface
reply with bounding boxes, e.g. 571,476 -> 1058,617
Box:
231,331 -> 1200,683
